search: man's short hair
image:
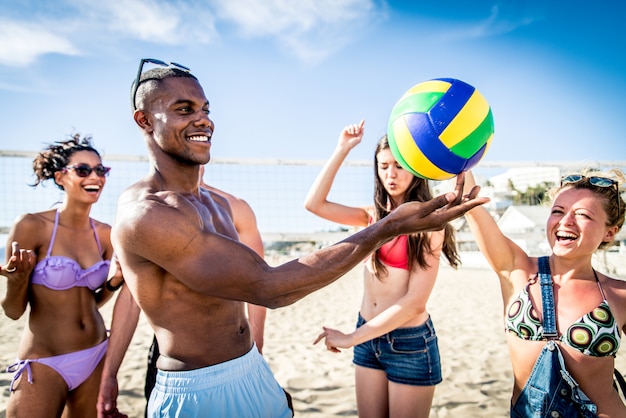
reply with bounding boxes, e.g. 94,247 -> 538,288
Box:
132,67 -> 198,111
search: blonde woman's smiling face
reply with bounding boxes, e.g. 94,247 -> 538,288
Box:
548,187 -> 616,256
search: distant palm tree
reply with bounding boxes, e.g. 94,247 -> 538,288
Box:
509,181 -> 554,205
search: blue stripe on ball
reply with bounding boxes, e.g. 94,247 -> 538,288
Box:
462,142 -> 487,170
404,113 -> 469,174
428,80 -> 475,135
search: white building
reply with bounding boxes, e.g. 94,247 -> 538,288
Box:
496,205 -> 551,255
489,166 -> 561,192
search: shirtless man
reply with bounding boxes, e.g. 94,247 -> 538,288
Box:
98,174 -> 270,416
197,165 -> 267,352
97,59 -> 487,417
143,165 -> 268,405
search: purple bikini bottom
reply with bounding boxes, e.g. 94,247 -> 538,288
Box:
7,339 -> 108,391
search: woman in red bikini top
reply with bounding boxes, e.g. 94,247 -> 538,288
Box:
1,135 -> 126,418
305,120 -> 459,418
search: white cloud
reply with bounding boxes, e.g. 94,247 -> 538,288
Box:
209,0 -> 383,63
0,20 -> 80,67
431,4 -> 544,42
0,0 -> 380,67
71,0 -> 219,44
467,5 -> 542,39
0,0 -> 219,67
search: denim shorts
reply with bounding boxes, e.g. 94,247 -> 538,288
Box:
352,313 -> 442,386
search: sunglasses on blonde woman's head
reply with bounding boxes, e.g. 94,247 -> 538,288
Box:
63,164 -> 111,178
561,174 -> 620,220
130,58 -> 191,111
560,174 -> 618,189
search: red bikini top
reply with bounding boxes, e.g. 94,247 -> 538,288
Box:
378,235 -> 409,270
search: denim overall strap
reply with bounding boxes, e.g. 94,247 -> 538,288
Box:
538,256 -> 558,339
511,256 -> 599,417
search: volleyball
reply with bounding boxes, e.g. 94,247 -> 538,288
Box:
387,78 -> 494,181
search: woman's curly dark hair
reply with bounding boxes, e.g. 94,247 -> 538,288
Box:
31,134 -> 101,190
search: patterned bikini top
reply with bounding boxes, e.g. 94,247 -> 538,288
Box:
506,271 -> 621,357
30,210 -> 110,291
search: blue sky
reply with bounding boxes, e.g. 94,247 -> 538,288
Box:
0,0 -> 625,164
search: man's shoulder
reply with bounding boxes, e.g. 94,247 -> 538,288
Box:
116,181 -> 204,230
116,181 -> 170,226
113,189 -> 192,255
201,184 -> 241,205
204,187 -> 252,218
118,178 -> 150,202
118,178 -> 178,208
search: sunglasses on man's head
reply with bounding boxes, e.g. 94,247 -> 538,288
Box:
130,58 -> 191,111
63,164 -> 111,178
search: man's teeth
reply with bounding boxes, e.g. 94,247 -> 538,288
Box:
188,135 -> 210,142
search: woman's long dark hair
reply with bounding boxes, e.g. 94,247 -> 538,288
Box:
371,136 -> 460,278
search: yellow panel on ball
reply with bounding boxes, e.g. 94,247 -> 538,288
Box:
439,89 -> 491,148
391,118 -> 455,181
402,79 -> 451,97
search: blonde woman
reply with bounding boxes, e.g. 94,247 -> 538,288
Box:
462,169 -> 626,417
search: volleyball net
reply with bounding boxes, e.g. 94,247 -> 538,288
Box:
0,151 -> 373,240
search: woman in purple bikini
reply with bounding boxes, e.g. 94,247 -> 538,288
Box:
1,135 -> 125,418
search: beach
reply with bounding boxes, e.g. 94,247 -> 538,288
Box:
2,254 -> 626,417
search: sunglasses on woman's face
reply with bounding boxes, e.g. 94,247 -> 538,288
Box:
63,164 -> 111,178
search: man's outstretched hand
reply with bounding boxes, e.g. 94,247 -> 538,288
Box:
387,172 -> 487,235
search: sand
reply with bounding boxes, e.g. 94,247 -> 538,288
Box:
2,254 -> 626,417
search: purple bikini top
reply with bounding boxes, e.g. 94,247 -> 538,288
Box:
30,210 -> 110,291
